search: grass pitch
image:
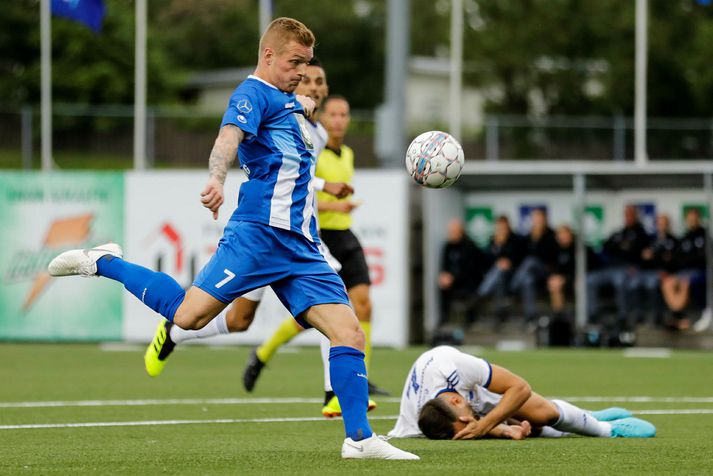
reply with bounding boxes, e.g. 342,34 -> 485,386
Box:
0,344 -> 711,475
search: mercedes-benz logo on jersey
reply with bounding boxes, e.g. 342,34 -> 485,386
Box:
237,99 -> 252,114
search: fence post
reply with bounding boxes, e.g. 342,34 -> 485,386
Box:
146,107 -> 155,169
573,173 -> 588,336
613,114 -> 626,161
485,116 -> 499,161
21,106 -> 33,170
705,173 -> 713,328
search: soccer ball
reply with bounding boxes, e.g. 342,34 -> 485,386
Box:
405,131 -> 465,189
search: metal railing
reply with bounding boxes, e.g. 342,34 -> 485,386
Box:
2,105 -> 712,169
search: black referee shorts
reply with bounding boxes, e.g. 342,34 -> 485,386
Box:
319,229 -> 371,290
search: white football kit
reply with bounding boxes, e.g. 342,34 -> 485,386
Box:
388,346 -> 502,438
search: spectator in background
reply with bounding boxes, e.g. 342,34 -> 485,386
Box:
587,205 -> 649,334
661,208 -> 707,330
547,225 -> 599,319
477,215 -> 525,324
438,218 -> 485,327
510,208 -> 558,327
633,214 -> 677,327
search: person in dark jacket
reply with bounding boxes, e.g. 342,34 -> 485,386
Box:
547,225 -> 599,318
438,219 -> 486,326
632,214 -> 678,326
661,208 -> 707,330
510,208 -> 558,325
586,205 -> 649,329
477,215 -> 525,322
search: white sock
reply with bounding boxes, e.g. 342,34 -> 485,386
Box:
169,312 -> 230,344
551,399 -> 612,437
320,334 -> 332,392
539,426 -> 569,438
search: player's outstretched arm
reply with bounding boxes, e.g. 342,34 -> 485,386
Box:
453,365 -> 532,440
202,125 -> 244,220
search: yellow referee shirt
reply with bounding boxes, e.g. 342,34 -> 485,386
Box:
316,144 -> 354,230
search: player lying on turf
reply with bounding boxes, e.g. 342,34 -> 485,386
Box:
388,346 -> 656,440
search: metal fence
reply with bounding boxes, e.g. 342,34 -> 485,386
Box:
2,105 -> 713,169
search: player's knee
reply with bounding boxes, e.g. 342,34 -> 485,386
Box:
332,321 -> 365,349
173,309 -> 213,331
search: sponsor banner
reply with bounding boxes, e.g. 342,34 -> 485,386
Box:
0,172 -> 124,340
465,190 -> 709,240
351,170 -> 410,348
583,205 -> 605,248
123,170 -> 409,348
518,204 -> 549,234
465,207 -> 493,248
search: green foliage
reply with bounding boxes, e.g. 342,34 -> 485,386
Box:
2,0 -> 713,116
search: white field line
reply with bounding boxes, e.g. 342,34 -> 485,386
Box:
1,409 -> 712,431
556,396 -> 713,403
2,396 -> 713,409
0,415 -> 397,430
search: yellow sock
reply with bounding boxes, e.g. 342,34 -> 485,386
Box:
360,321 -> 372,374
256,317 -> 301,363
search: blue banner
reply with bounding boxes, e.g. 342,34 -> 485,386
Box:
52,0 -> 105,33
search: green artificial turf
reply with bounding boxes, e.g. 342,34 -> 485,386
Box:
0,344 -> 711,475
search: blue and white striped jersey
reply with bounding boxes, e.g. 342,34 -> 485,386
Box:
221,75 -> 319,241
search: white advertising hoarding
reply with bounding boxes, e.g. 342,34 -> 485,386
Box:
123,170 -> 410,347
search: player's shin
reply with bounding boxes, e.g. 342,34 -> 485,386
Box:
550,399 -> 612,437
329,346 -> 373,441
97,256 -> 185,321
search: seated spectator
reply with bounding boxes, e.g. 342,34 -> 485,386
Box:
661,208 -> 707,330
438,218 -> 485,327
510,208 -> 558,327
633,214 -> 677,326
547,225 -> 599,319
477,215 -> 525,324
587,204 -> 649,333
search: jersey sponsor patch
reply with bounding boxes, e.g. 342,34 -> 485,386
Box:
237,99 -> 253,114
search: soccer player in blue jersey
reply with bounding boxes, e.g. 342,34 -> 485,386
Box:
48,17 -> 418,460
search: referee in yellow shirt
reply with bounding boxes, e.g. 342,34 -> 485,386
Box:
317,95 -> 389,404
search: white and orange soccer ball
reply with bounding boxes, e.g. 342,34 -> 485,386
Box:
405,131 -> 465,189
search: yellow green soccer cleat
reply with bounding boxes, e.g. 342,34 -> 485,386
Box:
322,395 -> 377,418
144,320 -> 176,377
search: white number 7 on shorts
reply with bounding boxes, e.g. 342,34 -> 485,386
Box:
215,269 -> 236,289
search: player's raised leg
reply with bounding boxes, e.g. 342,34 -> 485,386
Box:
146,291 -> 262,377
304,303 -> 418,460
48,243 -> 227,329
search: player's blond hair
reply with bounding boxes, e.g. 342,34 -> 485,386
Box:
259,17 -> 315,55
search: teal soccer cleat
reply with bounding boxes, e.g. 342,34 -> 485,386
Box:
590,407 -> 633,421
610,417 -> 657,438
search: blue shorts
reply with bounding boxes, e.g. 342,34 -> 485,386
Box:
193,220 -> 350,324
